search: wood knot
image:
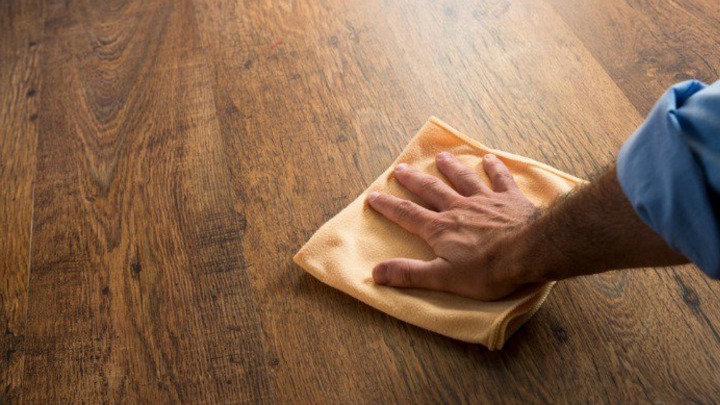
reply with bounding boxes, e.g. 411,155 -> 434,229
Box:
130,260 -> 142,279
550,323 -> 568,343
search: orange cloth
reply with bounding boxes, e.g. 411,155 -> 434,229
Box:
294,117 -> 585,349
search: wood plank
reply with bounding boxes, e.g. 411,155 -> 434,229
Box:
194,0 -> 720,401
0,0 -> 44,402
3,0 -> 719,402
544,0 -> 720,396
546,0 -> 720,115
21,0 -> 272,402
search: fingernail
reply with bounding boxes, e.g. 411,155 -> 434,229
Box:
373,265 -> 389,285
368,192 -> 380,201
438,151 -> 451,160
485,153 -> 496,160
395,163 -> 408,172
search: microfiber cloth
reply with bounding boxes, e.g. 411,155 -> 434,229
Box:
294,117 -> 585,349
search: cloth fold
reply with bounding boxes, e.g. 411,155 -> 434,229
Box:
294,117 -> 585,349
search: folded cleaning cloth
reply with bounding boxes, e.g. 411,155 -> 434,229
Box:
294,117 -> 585,349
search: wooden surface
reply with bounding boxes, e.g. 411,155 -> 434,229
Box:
1,0 -> 719,402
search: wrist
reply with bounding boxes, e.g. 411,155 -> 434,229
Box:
479,229 -> 541,290
491,216 -> 569,286
498,228 -> 550,286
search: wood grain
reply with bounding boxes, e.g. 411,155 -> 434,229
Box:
1,0 -> 719,403
0,0 -> 43,402
192,0 -> 720,402
20,0 -> 270,403
546,0 -> 720,115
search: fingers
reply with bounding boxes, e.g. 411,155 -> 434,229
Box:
435,152 -> 490,196
373,257 -> 452,291
393,164 -> 459,210
367,192 -> 436,237
482,154 -> 518,192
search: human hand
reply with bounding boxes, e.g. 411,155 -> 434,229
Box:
367,152 -> 540,301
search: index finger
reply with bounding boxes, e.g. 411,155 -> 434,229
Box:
367,192 -> 436,238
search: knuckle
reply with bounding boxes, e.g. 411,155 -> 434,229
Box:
426,217 -> 448,233
447,197 -> 469,210
456,168 -> 477,181
445,211 -> 462,223
424,215 -> 456,239
420,176 -> 441,189
394,200 -> 415,219
492,171 -> 513,184
397,263 -> 414,285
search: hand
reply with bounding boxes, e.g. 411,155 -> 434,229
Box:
367,152 -> 540,301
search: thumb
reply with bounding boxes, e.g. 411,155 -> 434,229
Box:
372,258 -> 451,290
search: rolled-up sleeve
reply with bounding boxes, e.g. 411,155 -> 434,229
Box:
617,80 -> 720,278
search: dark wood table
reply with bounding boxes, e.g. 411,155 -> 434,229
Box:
2,0 -> 719,402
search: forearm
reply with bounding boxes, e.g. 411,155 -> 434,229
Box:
503,163 -> 689,284
369,151 -> 692,300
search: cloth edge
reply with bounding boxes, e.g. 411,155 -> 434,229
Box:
428,116 -> 589,185
293,117 -> 585,347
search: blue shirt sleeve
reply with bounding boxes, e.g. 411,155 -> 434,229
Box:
617,80 -> 720,278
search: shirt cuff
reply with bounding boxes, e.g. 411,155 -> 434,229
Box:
617,80 -> 720,278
